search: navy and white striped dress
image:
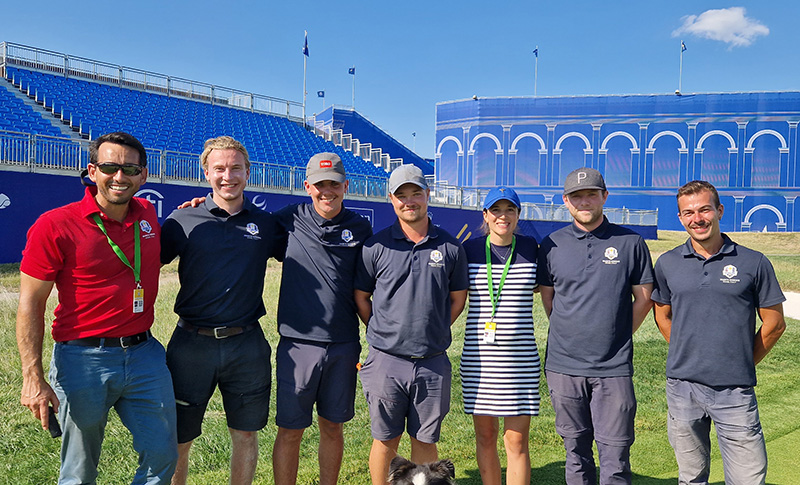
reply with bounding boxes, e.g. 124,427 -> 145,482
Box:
460,235 -> 540,416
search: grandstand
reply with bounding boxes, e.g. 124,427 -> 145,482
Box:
0,42 -> 657,263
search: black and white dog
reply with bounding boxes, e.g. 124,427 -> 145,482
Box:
388,455 -> 455,484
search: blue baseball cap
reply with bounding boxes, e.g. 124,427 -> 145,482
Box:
483,186 -> 521,210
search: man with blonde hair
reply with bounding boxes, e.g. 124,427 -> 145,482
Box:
161,136 -> 281,484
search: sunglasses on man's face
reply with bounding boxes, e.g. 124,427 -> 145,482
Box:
95,163 -> 144,176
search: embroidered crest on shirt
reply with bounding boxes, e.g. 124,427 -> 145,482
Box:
429,250 -> 445,268
246,223 -> 259,236
139,219 -> 157,239
721,264 -> 740,283
341,229 -> 353,243
603,246 -> 620,265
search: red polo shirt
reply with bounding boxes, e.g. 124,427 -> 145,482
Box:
20,187 -> 161,341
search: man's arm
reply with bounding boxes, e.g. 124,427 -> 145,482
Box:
449,289 -> 468,325
354,290 -> 373,327
539,285 -> 554,318
631,283 -> 654,333
652,302 -> 672,342
16,272 -> 59,429
754,303 -> 786,365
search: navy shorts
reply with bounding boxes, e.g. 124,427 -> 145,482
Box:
166,323 -> 271,443
359,346 -> 451,443
275,337 -> 361,429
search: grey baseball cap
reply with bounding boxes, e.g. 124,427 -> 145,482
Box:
563,167 -> 606,195
306,152 -> 346,185
388,164 -> 428,194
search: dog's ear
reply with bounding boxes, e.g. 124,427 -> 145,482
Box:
388,455 -> 415,482
430,459 -> 455,478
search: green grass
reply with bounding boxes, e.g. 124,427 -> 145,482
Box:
2,233 -> 799,484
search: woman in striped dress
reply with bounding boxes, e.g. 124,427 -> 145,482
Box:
460,186 -> 539,485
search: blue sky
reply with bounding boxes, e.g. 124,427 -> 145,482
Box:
4,1 -> 798,159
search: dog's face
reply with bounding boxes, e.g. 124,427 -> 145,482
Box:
388,455 -> 455,485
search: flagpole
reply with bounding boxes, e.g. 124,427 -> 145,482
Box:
303,31 -> 308,125
678,40 -> 684,94
534,46 -> 539,97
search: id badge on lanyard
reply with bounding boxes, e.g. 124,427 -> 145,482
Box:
93,214 -> 143,313
484,236 -> 515,345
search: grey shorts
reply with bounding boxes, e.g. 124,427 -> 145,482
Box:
359,346 -> 451,443
275,337 -> 361,429
546,370 -> 636,446
166,323 -> 271,443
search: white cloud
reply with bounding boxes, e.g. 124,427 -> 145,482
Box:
673,7 -> 769,47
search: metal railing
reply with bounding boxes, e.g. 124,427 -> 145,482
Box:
0,130 -> 388,199
428,182 -> 659,225
1,42 -> 304,120
0,130 -> 657,224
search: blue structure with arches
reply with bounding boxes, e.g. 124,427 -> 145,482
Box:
435,93 -> 800,231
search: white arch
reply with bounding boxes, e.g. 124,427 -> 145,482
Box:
436,135 -> 463,155
696,130 -> 736,150
555,131 -> 591,151
469,132 -> 502,152
600,131 -> 638,151
746,129 -> 787,149
510,132 -> 546,152
743,204 -> 785,225
648,130 -> 687,150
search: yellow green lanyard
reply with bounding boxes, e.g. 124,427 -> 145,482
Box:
485,235 -> 515,320
92,214 -> 141,285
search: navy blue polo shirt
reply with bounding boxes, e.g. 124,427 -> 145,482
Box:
274,203 -> 373,342
652,235 -> 785,387
537,217 -> 654,377
161,195 -> 281,327
355,219 -> 469,357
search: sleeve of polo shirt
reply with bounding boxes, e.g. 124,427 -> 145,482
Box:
755,254 -> 786,308
20,215 -> 64,281
536,237 -> 554,287
271,209 -> 290,262
354,240 -> 377,293
632,237 -> 655,285
160,213 -> 185,265
650,257 -> 671,304
449,243 -> 470,291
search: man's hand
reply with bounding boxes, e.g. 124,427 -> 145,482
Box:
177,196 -> 206,209
21,377 -> 59,430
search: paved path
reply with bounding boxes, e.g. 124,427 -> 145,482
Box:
785,292 -> 800,320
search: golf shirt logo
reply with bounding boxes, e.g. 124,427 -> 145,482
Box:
341,229 -> 353,243
721,264 -> 740,283
429,250 -> 444,268
603,246 -> 620,265
139,219 -> 157,239
246,223 -> 259,236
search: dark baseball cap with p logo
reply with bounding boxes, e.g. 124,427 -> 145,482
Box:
563,167 -> 606,195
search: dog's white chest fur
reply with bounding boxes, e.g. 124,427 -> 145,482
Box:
411,471 -> 428,485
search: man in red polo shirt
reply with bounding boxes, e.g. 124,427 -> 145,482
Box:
16,132 -> 178,484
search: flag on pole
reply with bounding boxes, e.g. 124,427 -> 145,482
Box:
303,31 -> 309,56
348,66 -> 355,75
533,47 -> 538,57
317,91 -> 325,97
681,41 -> 687,52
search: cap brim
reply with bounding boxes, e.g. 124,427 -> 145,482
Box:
390,181 -> 427,194
307,173 -> 346,185
564,185 -> 605,195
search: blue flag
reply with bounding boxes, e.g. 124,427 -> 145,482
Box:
681,41 -> 687,52
348,66 -> 355,75
303,32 -> 309,57
533,47 -> 538,58
317,91 -> 324,98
